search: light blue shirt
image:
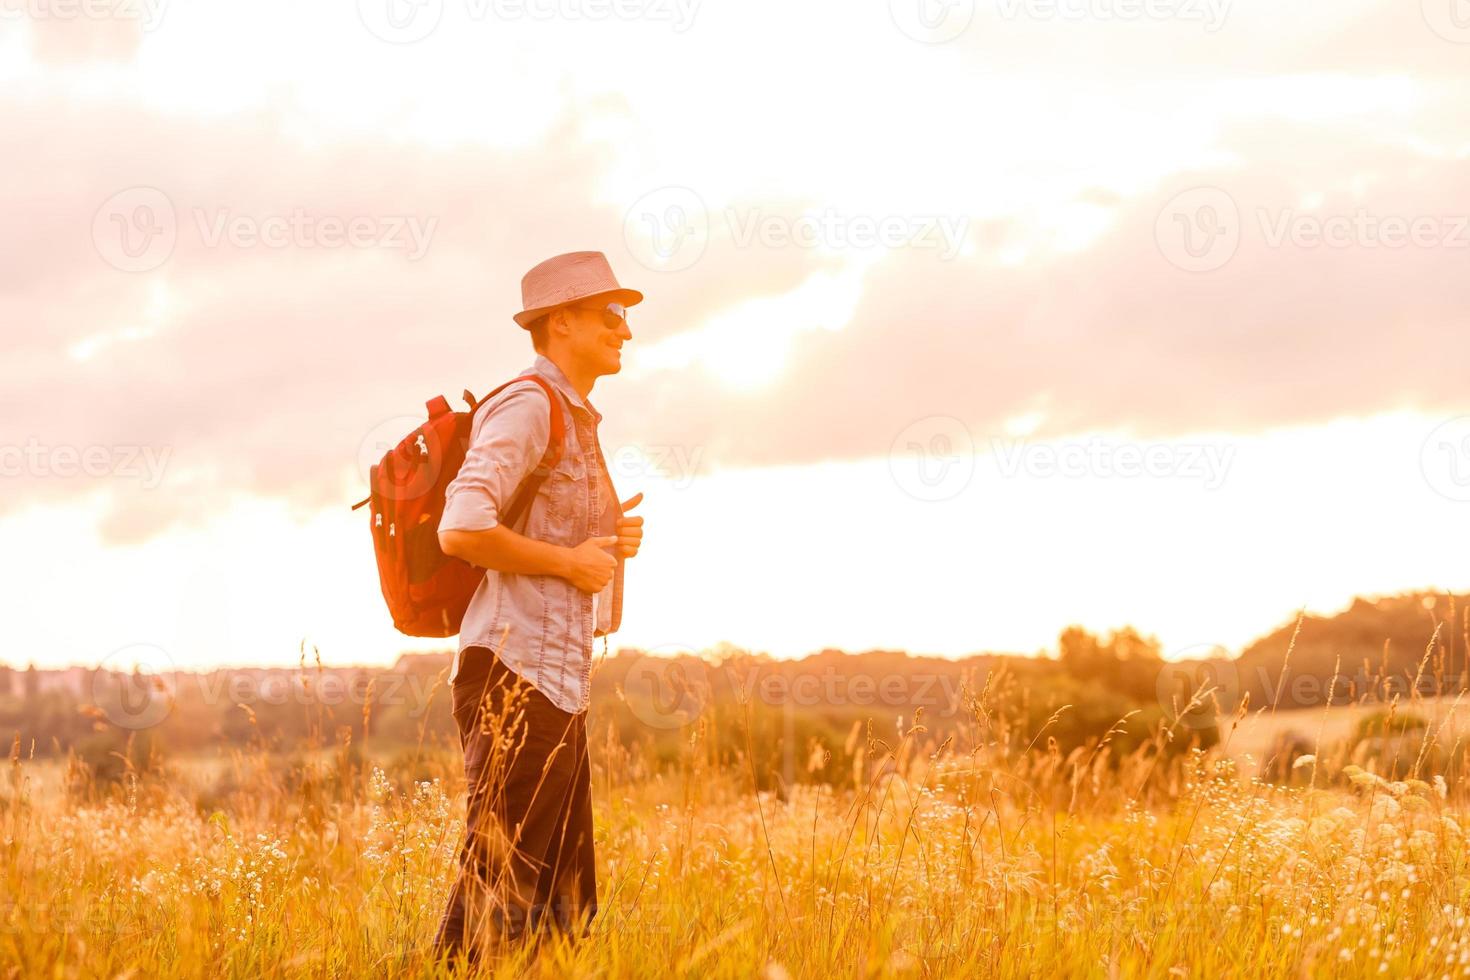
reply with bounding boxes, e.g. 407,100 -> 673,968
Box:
439,355 -> 622,713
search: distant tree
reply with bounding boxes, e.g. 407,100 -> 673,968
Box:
1106,627 -> 1164,702
1058,626 -> 1164,702
1237,592 -> 1470,708
1109,627 -> 1162,664
1059,626 -> 1106,677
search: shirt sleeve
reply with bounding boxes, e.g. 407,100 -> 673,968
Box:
439,382 -> 551,533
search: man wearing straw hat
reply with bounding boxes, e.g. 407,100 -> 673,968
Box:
432,250 -> 645,963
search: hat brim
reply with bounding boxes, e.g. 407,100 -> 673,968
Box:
514,287 -> 644,328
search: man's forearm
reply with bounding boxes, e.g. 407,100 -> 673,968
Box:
440,526 -> 570,578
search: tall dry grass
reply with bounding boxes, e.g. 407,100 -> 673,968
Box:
4,663 -> 1470,979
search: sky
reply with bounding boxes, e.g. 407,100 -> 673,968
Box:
3,0 -> 1469,672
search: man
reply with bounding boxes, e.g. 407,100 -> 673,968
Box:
432,250 -> 644,963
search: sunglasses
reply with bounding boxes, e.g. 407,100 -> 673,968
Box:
579,302 -> 628,331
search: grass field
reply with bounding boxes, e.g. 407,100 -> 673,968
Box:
1220,693 -> 1470,778
5,687 -> 1470,979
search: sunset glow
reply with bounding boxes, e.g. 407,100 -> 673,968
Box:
3,0 -> 1469,673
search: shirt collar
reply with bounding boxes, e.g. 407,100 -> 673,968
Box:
530,354 -> 601,422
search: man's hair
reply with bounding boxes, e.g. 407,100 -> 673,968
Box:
528,314 -> 549,352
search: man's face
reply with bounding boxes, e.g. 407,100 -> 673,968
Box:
562,303 -> 632,378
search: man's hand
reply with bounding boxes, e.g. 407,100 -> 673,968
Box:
616,493 -> 644,559
564,534 -> 619,594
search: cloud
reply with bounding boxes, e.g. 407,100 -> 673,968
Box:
5,0 -> 1470,546
952,0 -> 1469,80
594,121 -> 1470,467
23,11 -> 147,65
0,94 -> 840,542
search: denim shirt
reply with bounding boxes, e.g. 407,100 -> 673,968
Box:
439,355 -> 622,714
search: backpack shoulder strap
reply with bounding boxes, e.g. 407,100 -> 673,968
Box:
474,374 -> 567,531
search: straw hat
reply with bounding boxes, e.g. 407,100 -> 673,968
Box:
513,251 -> 644,328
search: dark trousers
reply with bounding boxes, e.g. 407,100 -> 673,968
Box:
433,647 -> 597,960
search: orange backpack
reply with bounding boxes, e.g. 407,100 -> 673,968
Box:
353,376 -> 565,637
